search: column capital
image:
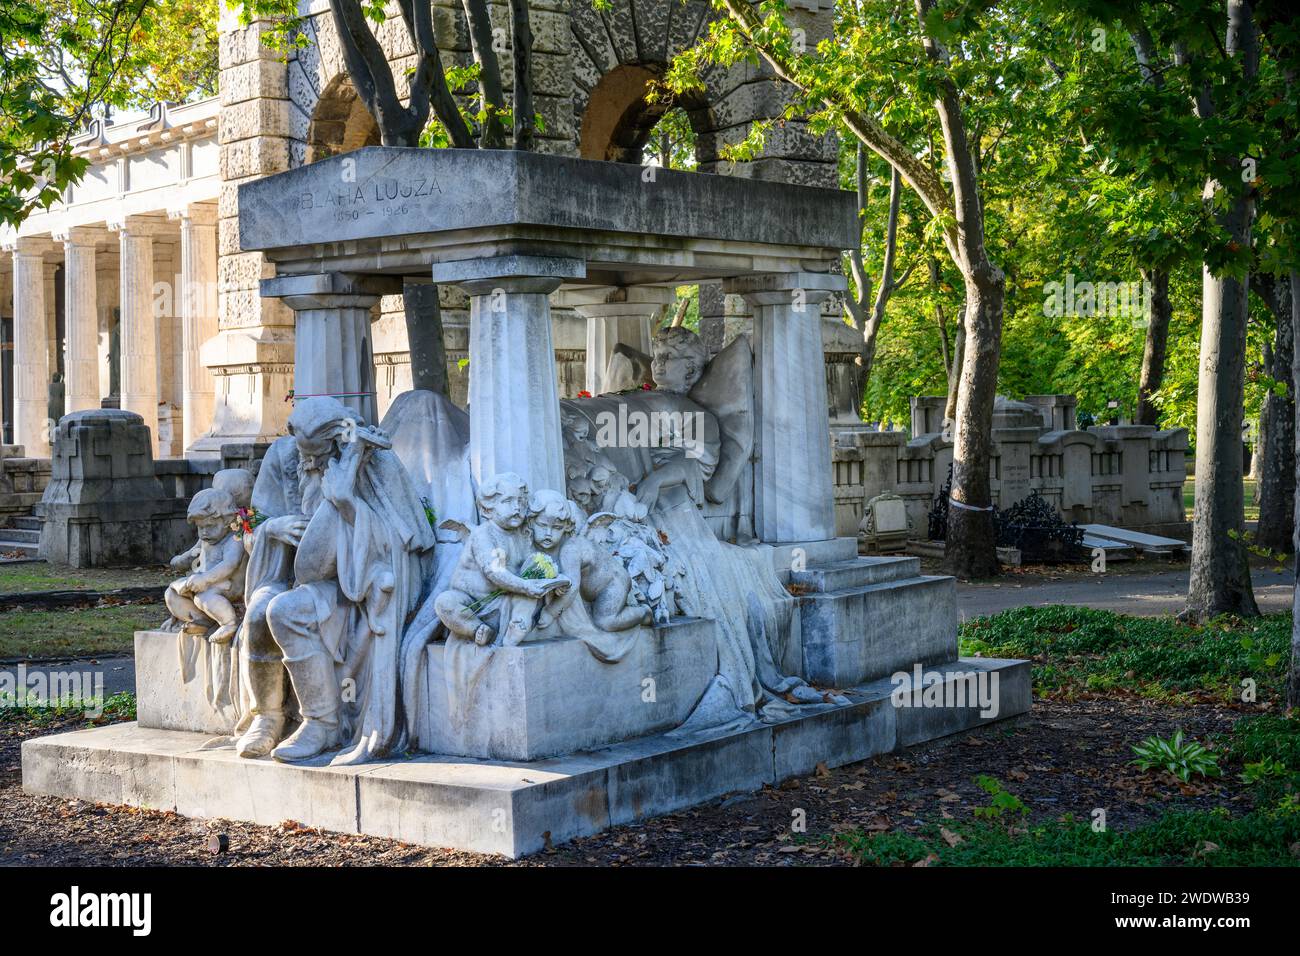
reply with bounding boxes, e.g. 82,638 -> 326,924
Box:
430,254 -> 585,289
108,214 -> 171,238
5,235 -> 57,257
722,271 -> 846,306
53,225 -> 112,248
167,202 -> 218,227
261,271 -> 401,311
558,285 -> 677,315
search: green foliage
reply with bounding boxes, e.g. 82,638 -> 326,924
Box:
972,774 -> 1029,818
1131,730 -> 1222,782
0,690 -> 136,726
834,809 -> 1300,866
1,0 -> 219,228
959,605 -> 1291,700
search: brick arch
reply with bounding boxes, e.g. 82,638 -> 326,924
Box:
306,73 -> 382,163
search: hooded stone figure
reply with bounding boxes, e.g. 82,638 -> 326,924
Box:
233,396 -> 434,765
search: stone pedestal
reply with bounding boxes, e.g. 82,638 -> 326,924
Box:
726,273 -> 843,543
419,618 -> 717,761
36,409 -> 188,567
433,256 -> 584,492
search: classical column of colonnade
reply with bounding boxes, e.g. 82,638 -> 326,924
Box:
1,203 -> 218,459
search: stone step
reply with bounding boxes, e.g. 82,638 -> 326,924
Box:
0,540 -> 38,558
789,556 -> 921,592
21,657 -> 1031,859
0,527 -> 40,544
7,516 -> 42,532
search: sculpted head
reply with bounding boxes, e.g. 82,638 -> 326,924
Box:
651,327 -> 708,394
478,472 -> 529,530
188,488 -> 239,543
287,397 -> 357,472
528,489 -> 581,550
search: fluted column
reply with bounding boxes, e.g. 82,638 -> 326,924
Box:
569,287 -> 674,394
112,217 -> 161,440
726,272 -> 844,543
7,238 -> 54,456
434,255 -> 583,492
172,204 -> 218,450
262,272 -> 399,427
57,228 -> 102,413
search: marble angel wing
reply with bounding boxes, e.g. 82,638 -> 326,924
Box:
687,335 -> 755,503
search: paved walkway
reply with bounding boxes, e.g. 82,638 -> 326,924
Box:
956,566 -> 1293,620
2,656 -> 135,701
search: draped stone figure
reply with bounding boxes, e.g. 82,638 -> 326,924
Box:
233,397 -> 435,765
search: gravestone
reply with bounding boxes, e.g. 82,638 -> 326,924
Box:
37,409 -> 190,567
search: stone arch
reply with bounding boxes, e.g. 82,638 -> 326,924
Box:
306,73 -> 382,163
578,63 -> 714,165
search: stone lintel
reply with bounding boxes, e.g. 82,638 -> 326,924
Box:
555,285 -> 677,310
430,254 -> 585,288
722,271 -> 847,302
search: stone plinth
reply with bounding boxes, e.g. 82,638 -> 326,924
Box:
23,657 -> 1030,858
36,409 -> 189,567
135,630 -> 239,736
419,618 -> 717,762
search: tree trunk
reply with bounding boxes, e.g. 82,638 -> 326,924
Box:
1257,277 -> 1294,552
1184,0 -> 1260,621
1134,268 -> 1171,426
941,270 -> 1004,578
508,0 -> 534,151
1291,267 -> 1300,709
944,317 -> 964,426
403,283 -> 448,395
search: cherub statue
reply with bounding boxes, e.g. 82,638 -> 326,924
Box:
434,472 -> 570,647
163,487 -> 247,644
586,494 -> 684,626
527,489 -> 651,635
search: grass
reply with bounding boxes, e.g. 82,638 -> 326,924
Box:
959,605 -> 1290,702
847,608 -> 1300,866
832,806 -> 1300,866
0,691 -> 136,727
1183,477 -> 1258,522
0,604 -> 161,659
0,564 -> 170,595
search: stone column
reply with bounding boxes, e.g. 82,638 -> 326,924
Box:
725,272 -> 845,543
172,204 -> 218,450
567,287 -> 674,394
57,228 -> 102,413
261,273 -> 400,426
112,217 -> 161,441
434,256 -> 584,492
7,238 -> 54,457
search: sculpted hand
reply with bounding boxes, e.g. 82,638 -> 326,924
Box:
266,514 -> 309,546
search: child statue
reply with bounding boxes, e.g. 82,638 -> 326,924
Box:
163,486 -> 248,644
527,489 -> 651,656
434,472 -> 570,647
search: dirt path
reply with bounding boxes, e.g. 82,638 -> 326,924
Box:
0,695 -> 1260,866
